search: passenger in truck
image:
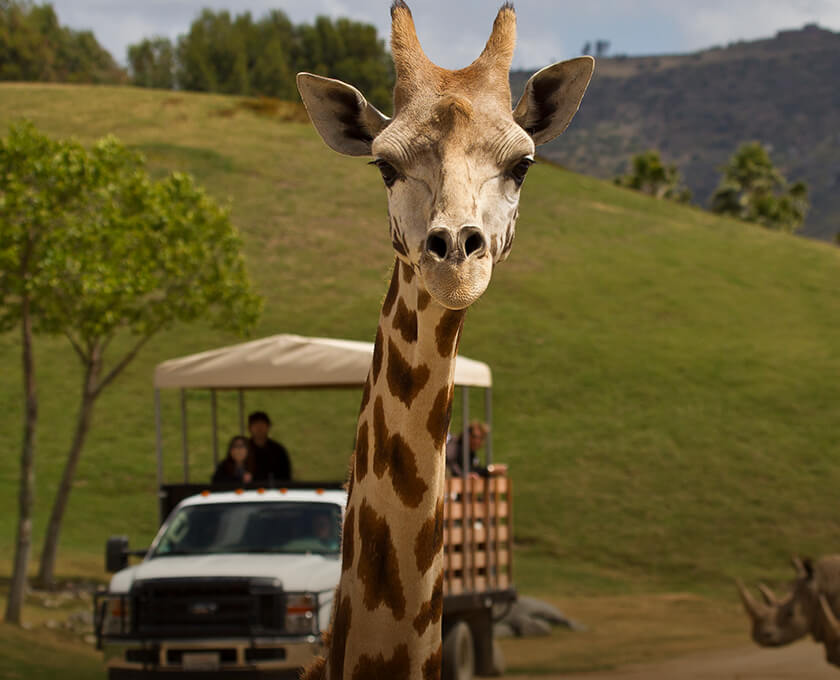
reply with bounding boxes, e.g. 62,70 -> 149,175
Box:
212,435 -> 255,484
247,410 -> 293,483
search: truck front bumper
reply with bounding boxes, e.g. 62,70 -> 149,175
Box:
102,635 -> 322,677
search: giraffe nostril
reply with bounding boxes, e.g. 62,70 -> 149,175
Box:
426,233 -> 449,259
464,232 -> 484,257
459,226 -> 486,259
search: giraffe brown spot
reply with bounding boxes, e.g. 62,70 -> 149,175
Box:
401,259 -> 414,284
426,384 -> 454,450
387,338 -> 430,408
383,263 -> 400,318
414,498 -> 444,575
372,396 -> 427,507
413,571 -> 444,636
373,428 -> 428,508
372,328 -> 384,384
392,237 -> 408,257
417,287 -> 431,311
355,421 -> 369,482
351,643 -> 410,680
435,309 -> 466,357
357,500 -> 406,620
359,375 -> 371,414
342,506 -> 355,572
422,643 -> 442,680
392,297 -> 418,344
327,595 -> 352,680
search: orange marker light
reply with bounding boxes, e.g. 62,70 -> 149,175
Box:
257,487 -> 265,494
316,488 -> 325,495
280,488 -> 288,494
235,488 -> 243,495
201,490 -> 210,497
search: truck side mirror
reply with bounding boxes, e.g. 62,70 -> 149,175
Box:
106,535 -> 130,573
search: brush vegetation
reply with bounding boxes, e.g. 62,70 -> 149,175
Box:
1,84 -> 839,610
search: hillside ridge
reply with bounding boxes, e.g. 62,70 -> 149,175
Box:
511,24 -> 840,241
1,84 -> 839,599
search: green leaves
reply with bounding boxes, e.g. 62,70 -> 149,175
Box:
0,1 -> 125,84
127,8 -> 394,112
614,150 -> 692,204
710,142 -> 810,233
0,120 -> 262,353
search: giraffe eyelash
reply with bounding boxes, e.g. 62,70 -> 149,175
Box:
369,159 -> 402,188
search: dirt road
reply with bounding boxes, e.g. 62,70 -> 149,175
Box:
534,641 -> 837,679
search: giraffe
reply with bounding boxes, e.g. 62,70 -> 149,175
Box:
296,3 -> 593,678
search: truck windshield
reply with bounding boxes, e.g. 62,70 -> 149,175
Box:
151,502 -> 342,557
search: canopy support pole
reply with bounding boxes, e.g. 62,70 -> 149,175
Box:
238,390 -> 245,435
211,389 -> 219,467
180,389 -> 189,483
484,386 -> 493,466
461,385 -> 471,591
155,389 -> 164,525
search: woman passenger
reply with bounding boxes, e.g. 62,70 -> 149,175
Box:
212,435 -> 255,484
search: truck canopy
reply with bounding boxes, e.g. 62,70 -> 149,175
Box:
153,334 -> 492,390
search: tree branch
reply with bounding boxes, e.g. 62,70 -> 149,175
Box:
93,328 -> 159,398
64,331 -> 86,362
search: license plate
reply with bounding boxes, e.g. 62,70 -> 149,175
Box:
182,652 -> 220,671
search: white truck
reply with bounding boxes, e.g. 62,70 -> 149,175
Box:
96,334 -> 515,680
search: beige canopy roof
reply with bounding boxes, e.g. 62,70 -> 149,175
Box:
154,334 -> 492,390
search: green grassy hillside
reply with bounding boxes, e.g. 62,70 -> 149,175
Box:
1,83 -> 839,600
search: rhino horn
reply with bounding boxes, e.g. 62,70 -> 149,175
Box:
819,594 -> 840,644
792,556 -> 808,579
737,580 -> 768,621
757,583 -> 778,606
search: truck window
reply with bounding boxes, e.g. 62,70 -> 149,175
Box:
152,502 -> 342,556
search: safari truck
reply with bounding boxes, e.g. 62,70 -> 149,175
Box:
95,334 -> 516,680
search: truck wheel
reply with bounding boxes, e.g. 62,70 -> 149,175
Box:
443,621 -> 474,680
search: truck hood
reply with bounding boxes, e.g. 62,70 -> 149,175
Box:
109,553 -> 340,595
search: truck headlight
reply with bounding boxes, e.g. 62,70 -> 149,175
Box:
101,595 -> 131,636
285,593 -> 317,635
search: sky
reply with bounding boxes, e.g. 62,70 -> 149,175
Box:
49,0 -> 840,71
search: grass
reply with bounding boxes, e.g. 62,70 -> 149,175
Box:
1,83 -> 839,673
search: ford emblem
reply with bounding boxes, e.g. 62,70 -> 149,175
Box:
189,602 -> 219,615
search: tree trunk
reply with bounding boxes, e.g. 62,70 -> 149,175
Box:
37,351 -> 101,589
5,294 -> 37,624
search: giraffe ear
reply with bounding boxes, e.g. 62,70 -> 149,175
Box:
297,73 -> 390,156
513,56 -> 594,146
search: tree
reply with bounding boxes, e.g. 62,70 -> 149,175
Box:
614,150 -> 692,203
0,122 -> 93,622
169,8 -> 393,111
127,37 -> 174,89
710,142 -> 809,233
0,0 -> 125,83
29,135 -> 263,587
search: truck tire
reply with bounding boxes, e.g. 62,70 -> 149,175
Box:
443,621 -> 474,680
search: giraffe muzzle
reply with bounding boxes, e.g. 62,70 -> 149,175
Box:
420,226 -> 491,310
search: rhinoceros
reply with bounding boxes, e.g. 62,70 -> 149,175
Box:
737,556 -> 840,656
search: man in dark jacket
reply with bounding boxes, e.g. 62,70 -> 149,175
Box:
247,411 -> 292,483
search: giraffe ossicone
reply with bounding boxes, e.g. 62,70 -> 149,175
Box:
297,3 -> 593,678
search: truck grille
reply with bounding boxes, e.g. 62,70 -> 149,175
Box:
132,578 -> 285,638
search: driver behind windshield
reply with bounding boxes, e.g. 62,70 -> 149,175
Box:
312,512 -> 339,551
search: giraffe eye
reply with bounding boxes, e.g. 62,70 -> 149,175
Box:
508,157 -> 535,186
370,159 -> 400,188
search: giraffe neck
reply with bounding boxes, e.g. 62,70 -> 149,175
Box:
326,258 -> 465,679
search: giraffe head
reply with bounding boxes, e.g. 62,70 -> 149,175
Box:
297,2 -> 593,310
